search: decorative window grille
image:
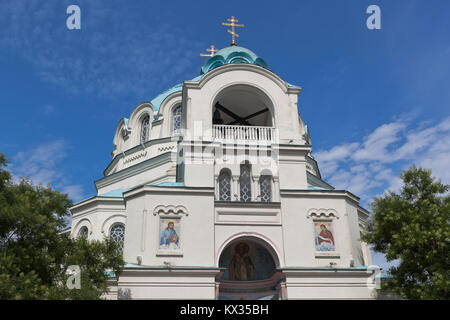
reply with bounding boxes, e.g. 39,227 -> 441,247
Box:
140,115 -> 150,143
173,105 -> 182,135
110,224 -> 125,254
239,163 -> 252,202
78,226 -> 88,239
259,175 -> 272,202
218,170 -> 231,201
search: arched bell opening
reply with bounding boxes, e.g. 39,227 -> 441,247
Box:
215,236 -> 286,300
212,85 -> 274,127
212,85 -> 276,142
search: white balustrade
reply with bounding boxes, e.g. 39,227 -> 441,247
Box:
212,125 -> 275,142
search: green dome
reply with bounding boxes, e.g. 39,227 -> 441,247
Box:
200,46 -> 268,75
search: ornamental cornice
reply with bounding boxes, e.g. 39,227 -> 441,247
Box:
153,205 -> 189,216
306,208 -> 339,219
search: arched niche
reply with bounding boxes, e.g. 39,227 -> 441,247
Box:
219,240 -> 277,281
216,235 -> 284,300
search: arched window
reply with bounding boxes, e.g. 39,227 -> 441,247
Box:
140,115 -> 150,143
173,105 -> 182,135
218,170 -> 231,201
110,223 -> 125,254
259,175 -> 272,202
239,162 -> 252,202
78,226 -> 88,239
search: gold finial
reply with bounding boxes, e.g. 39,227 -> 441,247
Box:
200,45 -> 219,57
222,16 -> 244,46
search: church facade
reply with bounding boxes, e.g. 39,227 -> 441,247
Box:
69,44 -> 375,300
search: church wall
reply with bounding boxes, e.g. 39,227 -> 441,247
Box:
117,270 -> 216,300
70,198 -> 126,242
278,161 -> 308,189
149,121 -> 162,140
345,201 -> 368,266
283,270 -> 375,299
96,154 -> 177,195
280,194 -> 361,268
123,187 -> 216,267
277,145 -> 310,189
180,140 -> 215,188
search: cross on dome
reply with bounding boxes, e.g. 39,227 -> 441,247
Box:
222,16 -> 244,46
200,45 -> 219,57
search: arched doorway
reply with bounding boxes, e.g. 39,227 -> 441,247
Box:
216,237 -> 286,300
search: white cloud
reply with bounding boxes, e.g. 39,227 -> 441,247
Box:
0,1 -> 204,99
315,116 -> 450,203
314,142 -> 359,176
315,142 -> 359,162
10,140 -> 85,201
352,122 -> 405,162
61,185 -> 85,202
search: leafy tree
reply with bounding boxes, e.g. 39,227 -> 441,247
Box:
363,166 -> 450,299
0,153 -> 125,299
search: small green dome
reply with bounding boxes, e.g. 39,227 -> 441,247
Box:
200,46 -> 268,75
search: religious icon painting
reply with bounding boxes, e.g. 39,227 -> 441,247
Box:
314,221 -> 335,251
159,218 -> 181,250
219,241 -> 276,281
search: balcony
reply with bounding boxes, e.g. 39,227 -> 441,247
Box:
212,125 -> 276,142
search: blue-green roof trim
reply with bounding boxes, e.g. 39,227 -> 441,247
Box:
150,83 -> 183,111
307,186 -> 331,191
200,46 -> 269,75
149,75 -> 204,112
99,189 -> 129,198
152,182 -> 185,187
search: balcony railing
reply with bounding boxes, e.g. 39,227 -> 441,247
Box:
212,125 -> 276,142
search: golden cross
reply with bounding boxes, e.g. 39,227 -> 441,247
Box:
200,45 -> 219,57
222,16 -> 244,46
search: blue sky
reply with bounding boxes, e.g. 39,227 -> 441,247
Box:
0,0 -> 449,270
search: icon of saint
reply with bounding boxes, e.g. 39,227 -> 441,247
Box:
316,224 -> 335,251
160,221 -> 179,249
228,242 -> 255,281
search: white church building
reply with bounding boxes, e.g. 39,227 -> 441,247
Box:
69,37 -> 375,299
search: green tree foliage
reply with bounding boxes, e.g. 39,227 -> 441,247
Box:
363,166 -> 450,299
0,153 -> 125,299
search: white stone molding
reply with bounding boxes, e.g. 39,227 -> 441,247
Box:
73,218 -> 93,238
128,102 -> 155,146
184,63 -> 300,95
306,208 -> 340,220
141,209 -> 148,252
252,174 -> 260,201
101,214 -> 127,236
273,176 -> 280,202
231,175 -> 240,201
153,205 -> 189,216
